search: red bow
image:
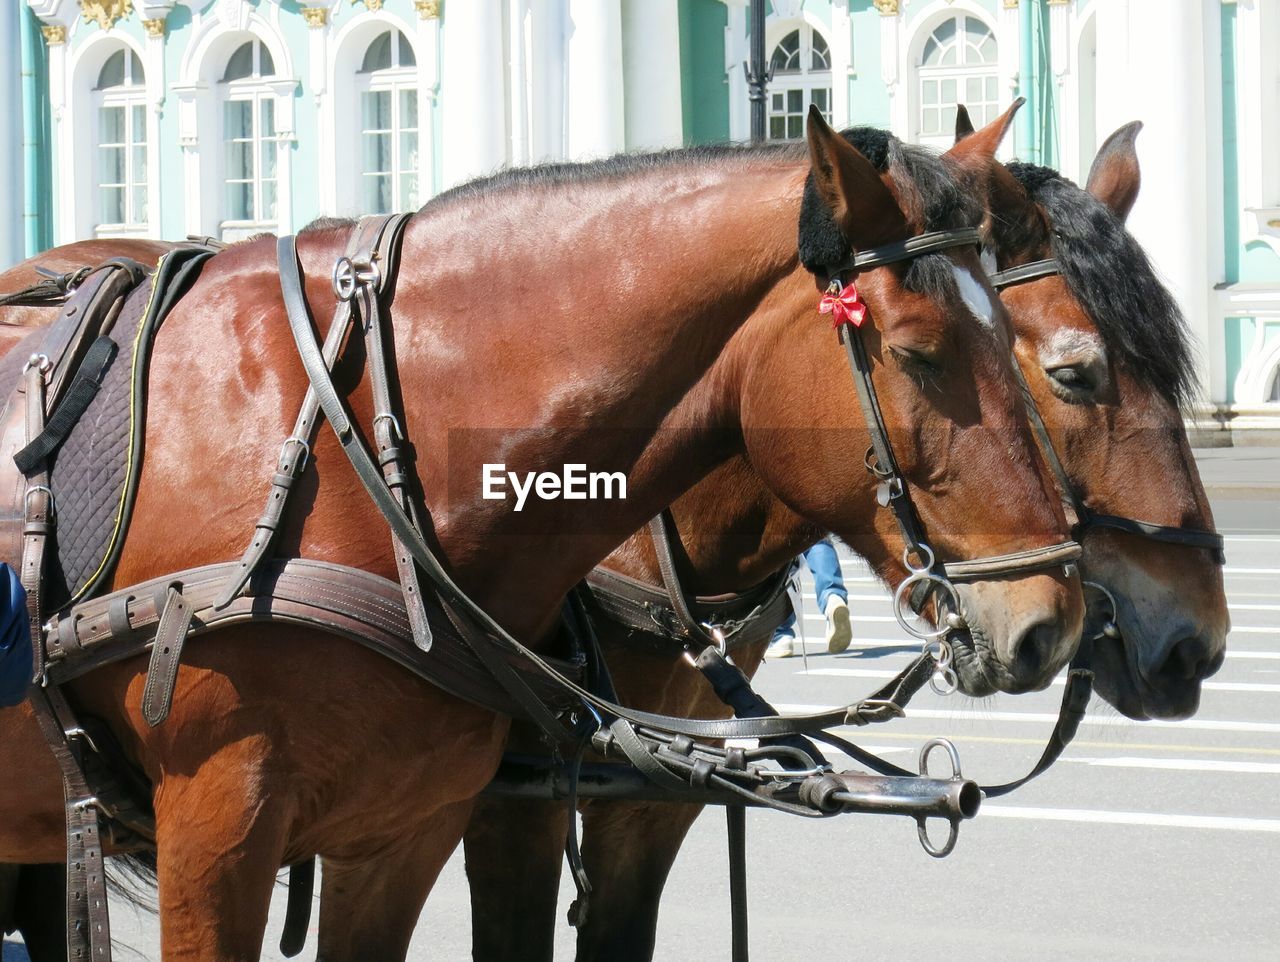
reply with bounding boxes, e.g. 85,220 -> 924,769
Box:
818,282 -> 868,329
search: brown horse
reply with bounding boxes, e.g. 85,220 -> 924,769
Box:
458,121 -> 1229,962
0,111 -> 1081,961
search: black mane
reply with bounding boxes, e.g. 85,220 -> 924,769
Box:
1006,163 -> 1197,408
797,127 -> 979,301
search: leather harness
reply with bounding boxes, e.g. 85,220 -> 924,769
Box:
2,218 -> 1228,962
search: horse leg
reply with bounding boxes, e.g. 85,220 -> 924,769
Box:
315,798 -> 477,962
464,795 -> 569,962
12,863 -> 68,962
573,799 -> 705,962
151,761 -> 294,961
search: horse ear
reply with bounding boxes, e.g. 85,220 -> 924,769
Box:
1086,121 -> 1143,221
955,104 -> 976,143
805,105 -> 907,248
945,98 -> 1024,172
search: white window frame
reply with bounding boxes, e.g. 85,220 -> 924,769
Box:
92,50 -> 149,238
356,30 -> 421,215
766,23 -> 833,142
915,13 -> 999,148
219,39 -> 285,241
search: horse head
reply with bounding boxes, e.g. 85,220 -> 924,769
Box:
956,110 -> 1229,719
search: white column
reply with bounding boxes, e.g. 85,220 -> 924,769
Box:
996,0 -> 1020,157
0,1 -> 23,267
725,0 -> 748,141
529,0 -> 567,162
440,0 -> 507,188
830,0 -> 852,130
1117,0 -> 1216,403
621,0 -> 681,150
566,0 -> 624,159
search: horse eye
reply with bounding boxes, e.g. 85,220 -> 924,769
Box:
1047,365 -> 1093,392
891,346 -> 942,373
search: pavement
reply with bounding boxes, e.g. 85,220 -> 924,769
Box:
5,448 -> 1280,961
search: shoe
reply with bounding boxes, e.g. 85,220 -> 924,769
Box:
824,596 -> 852,654
766,633 -> 795,658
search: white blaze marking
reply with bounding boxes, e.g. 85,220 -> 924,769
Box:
951,263 -> 998,326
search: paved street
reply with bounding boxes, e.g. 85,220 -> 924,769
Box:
5,454 -> 1280,961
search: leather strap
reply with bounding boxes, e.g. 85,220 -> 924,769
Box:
988,258 -> 1060,289
647,510 -> 717,647
13,336 -> 117,474
280,860 -> 315,958
18,359 -> 113,962
140,585 -> 192,727
826,227 -> 982,276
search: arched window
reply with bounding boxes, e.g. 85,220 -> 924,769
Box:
219,38 -> 281,236
767,25 -> 832,141
358,30 -> 419,214
917,15 -> 998,145
93,48 -> 148,235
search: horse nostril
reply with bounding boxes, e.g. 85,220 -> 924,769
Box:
1162,636 -> 1218,683
1011,620 -> 1060,685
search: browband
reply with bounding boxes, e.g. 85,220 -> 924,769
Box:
828,226 -> 982,277
989,258 -> 1061,289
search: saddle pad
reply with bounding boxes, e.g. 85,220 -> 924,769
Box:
46,249 -> 212,608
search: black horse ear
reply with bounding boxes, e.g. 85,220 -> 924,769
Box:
955,105 -> 976,143
805,105 -> 907,249
1086,121 -> 1143,221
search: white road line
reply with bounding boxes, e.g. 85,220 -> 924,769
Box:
1223,566 -> 1280,575
800,666 -> 1280,694
979,804 -> 1280,833
1061,756 -> 1280,774
1224,651 -> 1280,660
773,703 -> 1280,734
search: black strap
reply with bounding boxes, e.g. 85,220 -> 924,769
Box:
989,258 -> 1061,289
1080,512 -> 1226,564
727,804 -> 749,962
280,860 -> 315,957
828,227 -> 982,275
13,336 -> 117,474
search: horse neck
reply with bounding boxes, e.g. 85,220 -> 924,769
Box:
388,158 -> 806,639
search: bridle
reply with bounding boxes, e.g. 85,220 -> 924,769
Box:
988,256 -> 1227,617
824,227 -> 1083,692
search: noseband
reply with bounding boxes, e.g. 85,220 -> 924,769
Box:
826,228 -> 1083,692
989,259 -> 1227,570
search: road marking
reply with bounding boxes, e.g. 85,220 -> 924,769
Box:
1061,756 -> 1280,774
801,666 -> 1280,694
814,730 -> 1280,757
1225,651 -> 1280,660
773,703 -> 1280,734
979,804 -> 1280,833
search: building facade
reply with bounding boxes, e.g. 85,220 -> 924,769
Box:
2,0 -> 1277,439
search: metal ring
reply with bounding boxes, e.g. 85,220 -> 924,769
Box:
917,816 -> 961,859
922,638 -> 953,669
22,353 -> 50,375
1084,580 -> 1122,641
701,623 -> 728,655
929,667 -> 959,696
332,256 -> 358,301
280,436 -> 310,473
918,737 -> 963,780
892,571 -> 959,639
902,543 -> 936,574
372,413 -> 403,441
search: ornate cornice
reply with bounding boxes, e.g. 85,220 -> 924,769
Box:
351,0 -> 384,12
142,16 -> 166,38
415,0 -> 440,19
41,23 -> 67,45
301,6 -> 328,27
872,0 -> 899,15
80,0 -> 134,31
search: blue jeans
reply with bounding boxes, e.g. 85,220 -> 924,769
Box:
773,540 -> 848,641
